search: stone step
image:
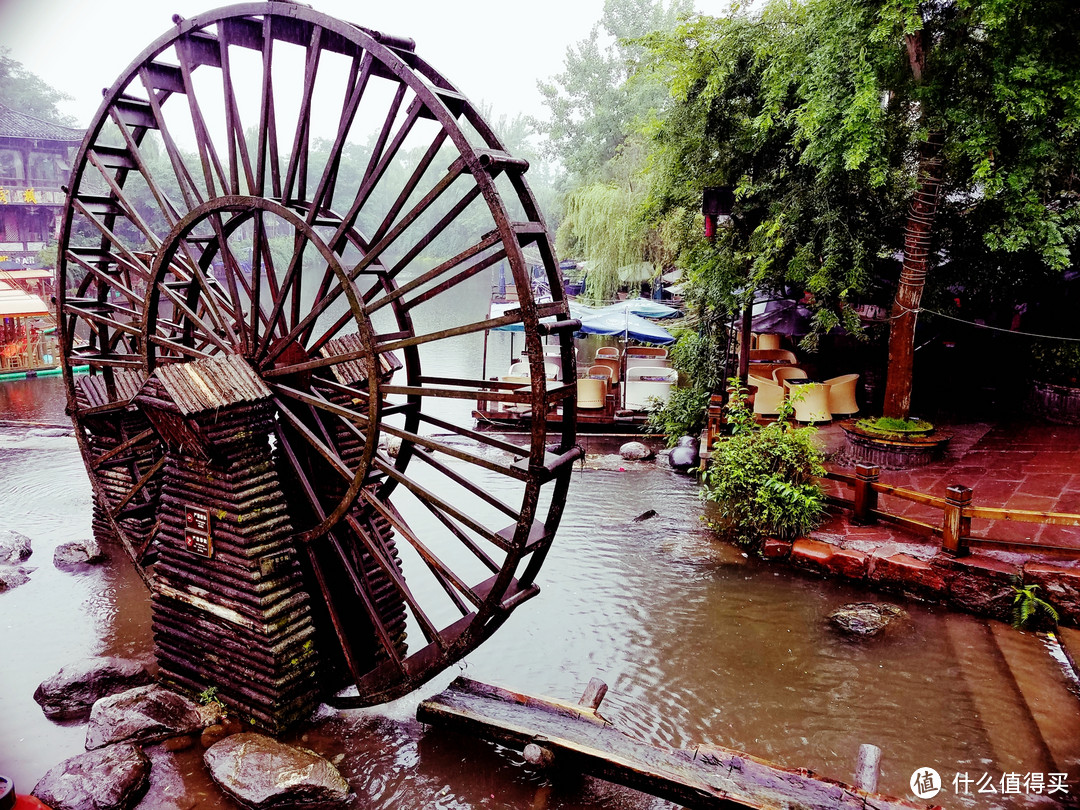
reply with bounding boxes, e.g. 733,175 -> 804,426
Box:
945,617 -> 1053,775
989,622 -> 1080,776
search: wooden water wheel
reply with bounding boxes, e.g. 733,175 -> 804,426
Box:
57,3 -> 580,709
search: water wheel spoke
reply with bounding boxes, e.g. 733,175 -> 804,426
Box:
370,455 -> 512,552
269,382 -> 372,428
83,152 -> 164,250
215,27 -> 256,196
362,236 -> 504,315
175,34 -> 231,199
367,128 -> 449,246
357,492 -> 475,628
155,282 -> 233,355
69,201 -> 154,282
109,455 -> 166,518
281,25 -> 323,207
135,69 -> 205,212
274,397 -> 355,482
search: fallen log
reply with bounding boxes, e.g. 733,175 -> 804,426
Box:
418,677 -> 938,810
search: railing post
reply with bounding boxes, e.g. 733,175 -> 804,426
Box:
853,463 -> 879,525
942,484 -> 972,556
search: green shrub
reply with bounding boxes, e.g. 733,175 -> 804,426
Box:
701,384 -> 826,550
1032,340 -> 1080,387
645,386 -> 710,447
855,416 -> 934,437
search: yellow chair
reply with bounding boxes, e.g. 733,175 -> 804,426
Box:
756,333 -> 782,351
773,366 -> 807,385
824,373 -> 860,417
591,357 -> 621,382
749,375 -> 785,417
576,377 -> 607,409
595,346 -> 620,359
787,381 -> 830,424
587,364 -> 617,383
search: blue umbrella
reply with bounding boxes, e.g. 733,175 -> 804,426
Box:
598,297 -> 682,320
490,301 -> 675,344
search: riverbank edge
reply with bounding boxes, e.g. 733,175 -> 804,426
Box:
757,533 -> 1080,628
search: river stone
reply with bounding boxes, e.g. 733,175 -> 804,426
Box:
668,441 -> 698,471
34,657 -> 153,720
204,733 -> 350,808
619,441 -> 651,460
0,529 -> 32,563
0,566 -> 31,591
86,684 -> 204,750
32,743 -> 150,810
829,602 -> 906,637
53,540 -> 106,571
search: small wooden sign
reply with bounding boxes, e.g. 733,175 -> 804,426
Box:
184,505 -> 213,558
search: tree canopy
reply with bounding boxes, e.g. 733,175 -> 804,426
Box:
0,48 -> 77,125
637,0 -> 1080,416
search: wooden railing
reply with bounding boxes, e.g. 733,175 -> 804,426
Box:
823,463 -> 1080,557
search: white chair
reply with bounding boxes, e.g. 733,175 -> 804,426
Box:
824,373 -> 859,417
587,364 -> 617,383
495,375 -> 530,413
624,366 -> 677,411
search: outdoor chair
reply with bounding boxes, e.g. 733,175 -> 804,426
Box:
587,364 -> 617,383
755,333 -> 782,351
824,373 -> 860,418
788,381 -> 830,424
595,346 -> 620,359
591,357 -> 621,382
773,366 -> 808,385
624,366 -> 677,411
748,375 -> 784,417
748,348 -> 797,364
576,377 -> 607,409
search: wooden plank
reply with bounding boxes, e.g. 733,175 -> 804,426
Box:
418,677 -> 937,810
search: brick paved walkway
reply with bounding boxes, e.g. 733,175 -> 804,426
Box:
815,420 -> 1080,559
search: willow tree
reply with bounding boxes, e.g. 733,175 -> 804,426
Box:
641,0 -> 1080,417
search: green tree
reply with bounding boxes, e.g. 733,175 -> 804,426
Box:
0,48 -> 77,124
536,0 -> 692,181
640,0 -> 1080,417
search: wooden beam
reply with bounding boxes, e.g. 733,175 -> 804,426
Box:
418,678 -> 937,810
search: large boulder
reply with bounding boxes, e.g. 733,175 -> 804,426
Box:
619,441 -> 652,461
828,602 -> 906,637
0,529 -> 32,564
204,733 -> 351,808
32,743 -> 150,810
85,684 -> 205,750
53,540 -> 107,571
34,658 -> 154,721
668,436 -> 699,472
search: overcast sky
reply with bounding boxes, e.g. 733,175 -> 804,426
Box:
1,0 -> 731,129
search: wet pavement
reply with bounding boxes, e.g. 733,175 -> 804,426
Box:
815,420 -> 1080,558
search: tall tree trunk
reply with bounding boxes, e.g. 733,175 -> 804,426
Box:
882,29 -> 941,420
882,131 -> 944,419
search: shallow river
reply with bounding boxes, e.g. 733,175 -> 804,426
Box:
0,375 -> 1063,809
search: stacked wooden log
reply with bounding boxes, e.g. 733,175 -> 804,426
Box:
135,357 -> 321,733
75,370 -> 160,561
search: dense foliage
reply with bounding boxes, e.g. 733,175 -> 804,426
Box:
701,386 -> 826,549
635,0 -> 1080,414
645,384 -> 710,446
0,48 -> 76,124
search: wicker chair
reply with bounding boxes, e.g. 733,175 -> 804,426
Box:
755,333 -> 782,351
787,381 -> 830,424
749,375 -> 785,417
576,377 -> 607,409
773,366 -> 808,385
824,373 -> 860,418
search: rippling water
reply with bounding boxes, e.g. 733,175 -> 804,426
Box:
0,376 -> 1061,809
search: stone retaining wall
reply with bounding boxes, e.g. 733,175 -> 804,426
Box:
762,537 -> 1080,626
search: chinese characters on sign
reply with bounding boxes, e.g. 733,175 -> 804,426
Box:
184,505 -> 213,558
952,772 -> 1069,795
